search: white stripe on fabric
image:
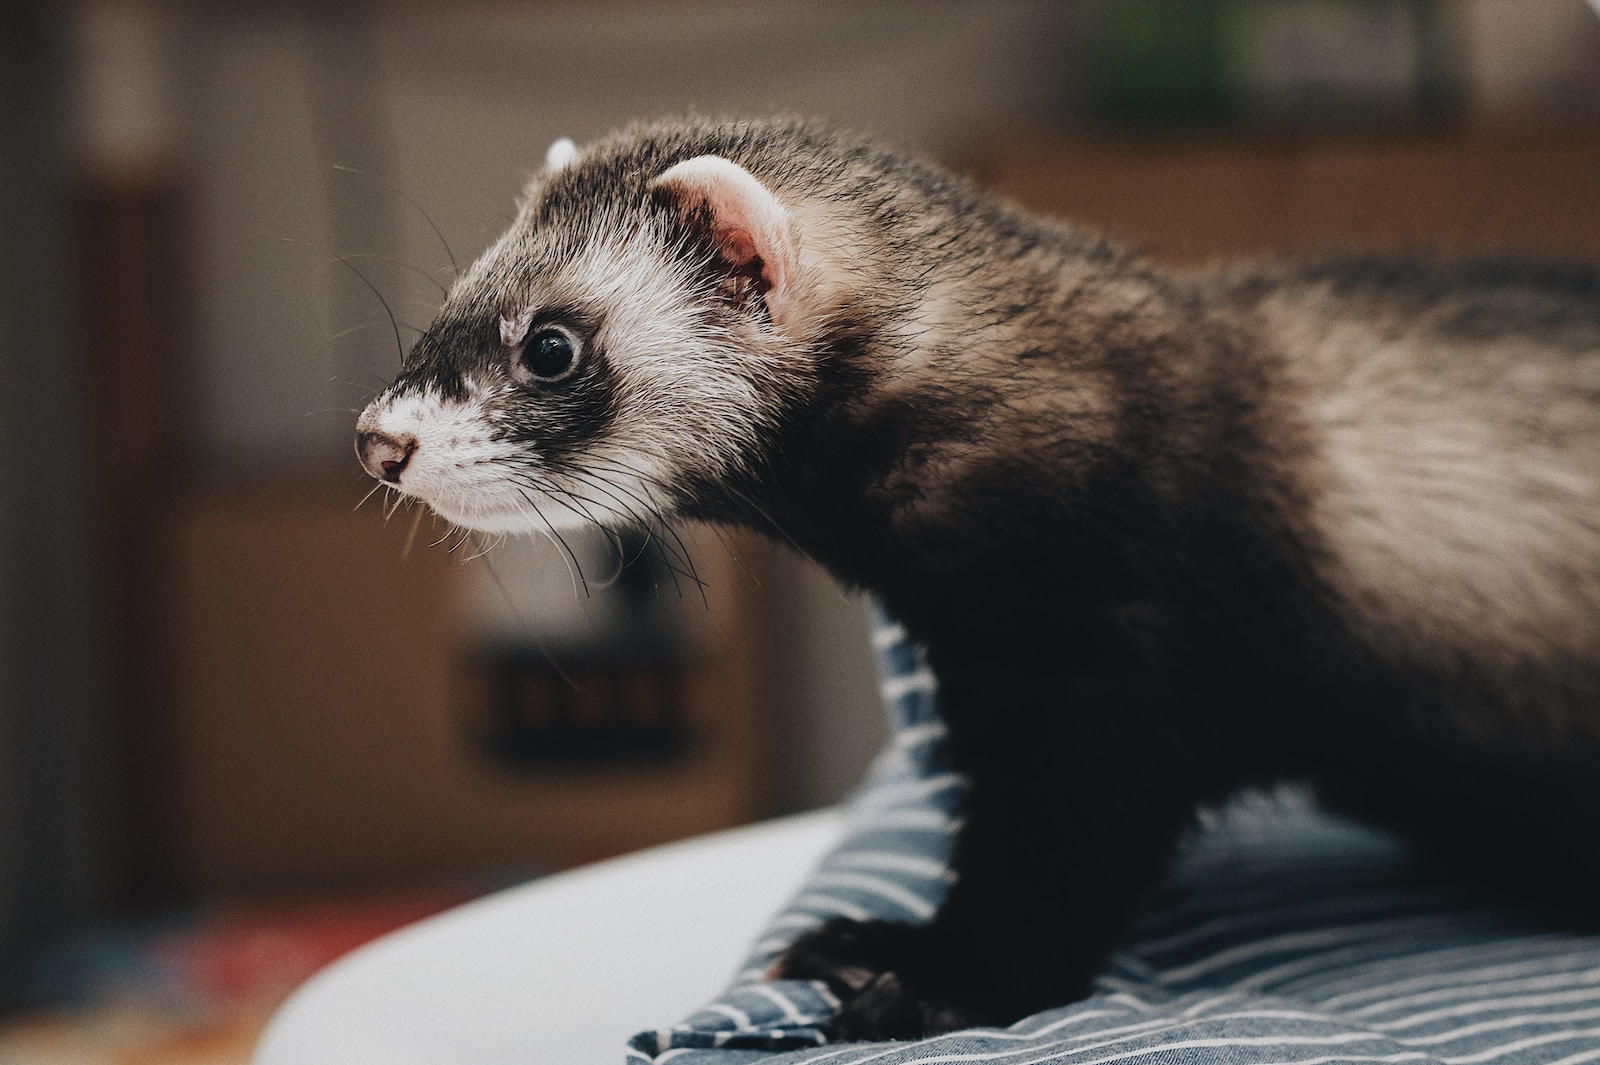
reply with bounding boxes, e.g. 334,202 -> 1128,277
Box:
1442,1025 -> 1600,1064
823,1006 -> 1393,1061
1325,955 -> 1600,1014
1219,928 -> 1529,997
860,808 -> 960,831
852,772 -> 965,811
784,893 -> 875,922
882,669 -> 938,702
1157,912 -> 1486,984
871,622 -> 908,650
825,850 -> 956,880
1376,988 -> 1600,1031
1397,1005 -> 1600,1046
804,871 -> 941,920
828,1030 -> 1410,1065
750,983 -> 812,1025
762,913 -> 826,933
1544,1047 -> 1600,1065
705,1002 -> 754,1030
890,721 -> 948,749
1179,1055 -> 1432,1065
1131,889 -> 1446,957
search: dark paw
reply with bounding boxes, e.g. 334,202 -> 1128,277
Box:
772,918 -> 976,1040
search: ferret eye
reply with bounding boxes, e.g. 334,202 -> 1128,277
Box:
520,326 -> 580,382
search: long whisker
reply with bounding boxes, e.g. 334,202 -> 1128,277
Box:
481,554 -> 578,692
328,319 -> 403,345
555,471 -> 705,600
445,525 -> 476,554
623,527 -> 658,571
334,253 -> 405,362
717,480 -> 828,578
509,481 -> 692,595
403,502 -> 428,558
586,528 -> 628,591
508,474 -> 615,543
513,486 -> 590,597
354,480 -> 386,512
338,251 -> 450,297
380,485 -> 405,522
526,464 -> 704,595
544,455 -> 702,573
333,163 -> 461,279
460,529 -> 505,563
334,375 -> 382,401
506,469 -> 695,601
705,521 -> 765,589
562,451 -> 680,494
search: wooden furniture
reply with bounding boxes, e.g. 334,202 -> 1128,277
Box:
971,132 -> 1600,264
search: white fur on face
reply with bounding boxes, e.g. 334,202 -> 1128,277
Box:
356,163 -> 821,543
356,379 -> 659,536
357,381 -> 536,533
354,224 -> 776,539
499,307 -> 535,347
514,220 -> 810,504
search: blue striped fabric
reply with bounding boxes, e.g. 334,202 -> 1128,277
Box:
627,610 -> 1600,1065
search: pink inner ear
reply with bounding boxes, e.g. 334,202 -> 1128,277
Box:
718,227 -> 759,268
712,220 -> 789,318
651,155 -> 794,327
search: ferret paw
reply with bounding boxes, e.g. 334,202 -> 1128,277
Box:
771,917 -> 976,1041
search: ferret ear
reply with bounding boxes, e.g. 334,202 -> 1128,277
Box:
649,155 -> 796,329
545,137 -> 578,171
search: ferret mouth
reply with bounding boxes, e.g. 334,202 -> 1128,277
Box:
418,486 -> 599,536
422,494 -> 557,535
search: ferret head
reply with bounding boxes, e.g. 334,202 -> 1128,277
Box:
354,122 -> 838,536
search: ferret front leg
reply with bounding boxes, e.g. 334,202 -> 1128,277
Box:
776,673 -> 1199,1040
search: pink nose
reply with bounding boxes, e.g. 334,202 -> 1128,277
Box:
355,430 -> 416,483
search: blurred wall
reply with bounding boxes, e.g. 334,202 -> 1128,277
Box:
0,5 -> 112,982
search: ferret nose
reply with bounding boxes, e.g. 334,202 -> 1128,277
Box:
356,430 -> 416,483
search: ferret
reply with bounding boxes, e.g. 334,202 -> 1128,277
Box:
354,117 -> 1600,1041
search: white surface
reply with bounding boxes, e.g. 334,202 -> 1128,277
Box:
252,809 -> 843,1065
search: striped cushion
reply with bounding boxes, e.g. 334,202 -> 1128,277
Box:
628,610 -> 1600,1065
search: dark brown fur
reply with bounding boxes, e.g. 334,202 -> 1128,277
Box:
356,118 -> 1600,1041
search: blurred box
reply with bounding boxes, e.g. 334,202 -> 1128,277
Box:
169,486 -> 768,895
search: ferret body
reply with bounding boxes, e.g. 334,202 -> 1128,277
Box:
355,118 -> 1600,1040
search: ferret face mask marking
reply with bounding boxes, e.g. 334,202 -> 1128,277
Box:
355,141 -> 804,537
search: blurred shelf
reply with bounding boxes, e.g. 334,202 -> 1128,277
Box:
971,129 -> 1600,263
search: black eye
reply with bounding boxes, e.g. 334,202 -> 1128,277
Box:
521,326 -> 579,381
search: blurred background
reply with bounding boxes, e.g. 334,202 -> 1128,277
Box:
1,0 -> 1598,1060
